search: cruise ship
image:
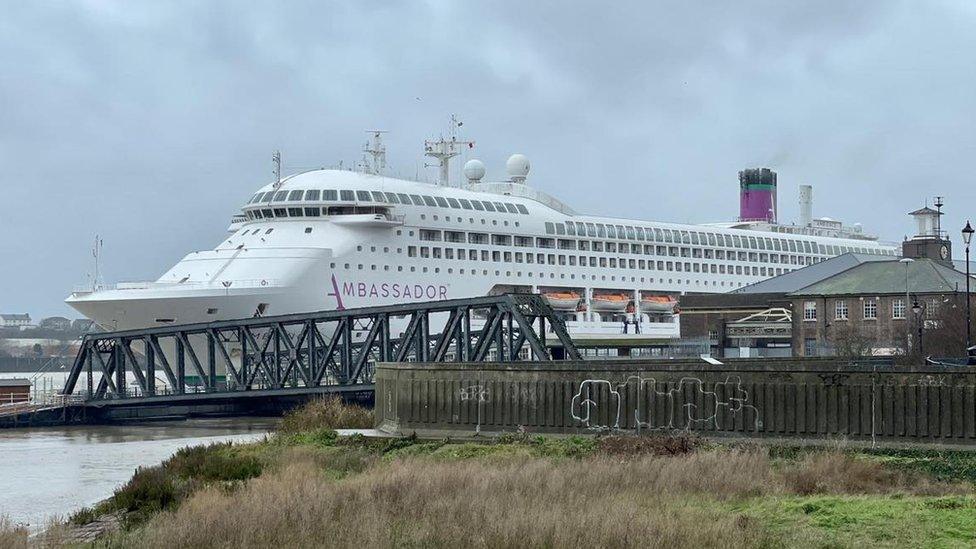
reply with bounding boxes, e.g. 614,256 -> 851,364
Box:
66,131 -> 899,343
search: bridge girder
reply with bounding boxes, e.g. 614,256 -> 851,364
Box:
62,294 -> 579,402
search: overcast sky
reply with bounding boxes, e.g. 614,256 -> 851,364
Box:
2,1 -> 975,319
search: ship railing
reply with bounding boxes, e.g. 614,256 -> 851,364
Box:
73,279 -> 284,293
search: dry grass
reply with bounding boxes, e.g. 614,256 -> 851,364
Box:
277,397 -> 374,433
0,515 -> 27,549
778,451 -> 956,496
125,453 -> 767,548
113,445 -> 966,549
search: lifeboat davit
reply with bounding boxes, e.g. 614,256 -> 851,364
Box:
543,291 -> 581,310
591,293 -> 631,312
641,295 -> 678,313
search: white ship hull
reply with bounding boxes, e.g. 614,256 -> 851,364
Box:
67,164 -> 899,342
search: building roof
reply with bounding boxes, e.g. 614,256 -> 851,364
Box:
909,206 -> 941,216
791,258 -> 971,297
0,378 -> 30,387
0,314 -> 30,321
952,259 -> 976,275
731,253 -> 891,295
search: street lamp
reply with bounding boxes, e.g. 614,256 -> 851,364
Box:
912,300 -> 923,357
963,221 -> 973,357
900,258 -> 914,355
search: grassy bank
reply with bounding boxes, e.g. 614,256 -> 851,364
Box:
8,398 -> 976,548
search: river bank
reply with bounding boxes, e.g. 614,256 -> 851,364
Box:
0,417 -> 276,530
4,398 -> 973,548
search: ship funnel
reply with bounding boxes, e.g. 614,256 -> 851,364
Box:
798,184 -> 813,227
738,168 -> 777,223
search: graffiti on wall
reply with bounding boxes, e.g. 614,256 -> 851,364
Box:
570,375 -> 761,432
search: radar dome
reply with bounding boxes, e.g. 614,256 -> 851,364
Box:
506,153 -> 530,183
463,159 -> 486,182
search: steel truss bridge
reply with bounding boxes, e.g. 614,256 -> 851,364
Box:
60,294 -> 580,405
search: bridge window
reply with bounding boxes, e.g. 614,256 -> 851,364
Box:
447,198 -> 461,208
322,190 -> 336,200
273,191 -> 288,202
459,198 -> 473,210
481,201 -> 496,212
371,191 -> 386,202
304,207 -> 320,217
435,197 -> 449,208
340,190 -> 354,201
304,190 -> 320,201
396,193 -> 411,204
287,208 -> 302,217
273,208 -> 287,217
515,204 -> 529,214
409,194 -> 423,205
383,192 -> 399,204
356,191 -> 371,201
421,195 -> 437,207
288,190 -> 304,201
471,201 -> 485,211
503,203 -> 518,214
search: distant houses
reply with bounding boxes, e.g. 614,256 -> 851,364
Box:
0,313 -> 31,329
39,316 -> 72,331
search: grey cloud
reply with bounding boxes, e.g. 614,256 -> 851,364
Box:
1,0 -> 974,317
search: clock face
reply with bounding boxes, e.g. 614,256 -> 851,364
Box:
940,245 -> 949,260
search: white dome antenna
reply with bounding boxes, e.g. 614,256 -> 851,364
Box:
506,153 -> 530,183
463,159 -> 485,182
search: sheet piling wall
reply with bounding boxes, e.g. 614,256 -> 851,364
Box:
375,358 -> 976,447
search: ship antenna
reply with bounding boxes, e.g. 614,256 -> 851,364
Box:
363,130 -> 388,175
272,150 -> 282,188
91,235 -> 103,291
424,114 -> 474,187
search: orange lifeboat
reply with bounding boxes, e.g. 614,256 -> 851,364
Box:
542,291 -> 581,310
591,293 -> 631,312
641,295 -> 678,314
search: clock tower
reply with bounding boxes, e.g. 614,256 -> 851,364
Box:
903,199 -> 953,267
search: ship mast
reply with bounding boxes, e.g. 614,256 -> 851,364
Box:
424,114 -> 474,186
272,150 -> 282,189
363,130 -> 388,175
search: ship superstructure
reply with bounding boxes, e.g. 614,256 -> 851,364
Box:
66,131 -> 899,343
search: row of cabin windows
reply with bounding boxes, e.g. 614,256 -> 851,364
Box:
404,245 -> 792,277
246,189 -> 529,215
545,221 -> 892,257
330,261 -> 741,287
414,229 -> 818,266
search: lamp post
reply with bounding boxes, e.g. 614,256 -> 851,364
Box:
912,300 -> 923,357
900,258 -> 914,355
963,221 -> 973,356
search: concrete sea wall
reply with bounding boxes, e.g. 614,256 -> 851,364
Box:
375,358 -> 976,447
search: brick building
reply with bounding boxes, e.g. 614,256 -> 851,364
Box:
791,258 -> 974,357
